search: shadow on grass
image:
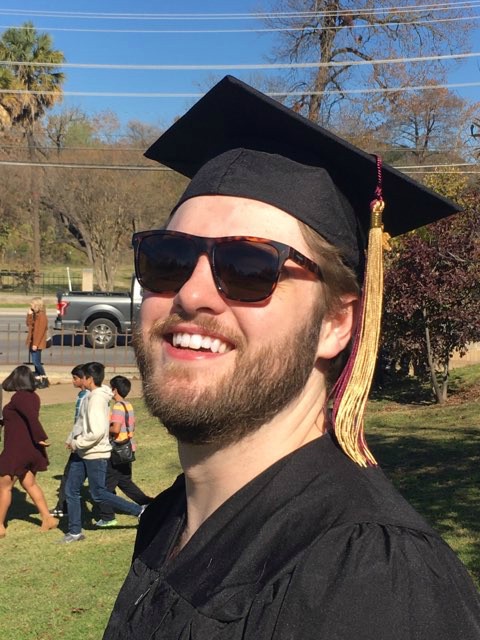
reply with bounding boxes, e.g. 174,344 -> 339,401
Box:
371,374 -> 435,405
370,429 -> 480,583
372,366 -> 479,406
6,487 -> 38,526
6,485 -> 94,531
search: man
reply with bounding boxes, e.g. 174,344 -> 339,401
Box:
103,77 -> 480,637
60,362 -> 143,543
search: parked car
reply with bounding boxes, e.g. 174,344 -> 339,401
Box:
54,275 -> 142,349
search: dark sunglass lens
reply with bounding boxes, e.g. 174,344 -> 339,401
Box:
214,241 -> 280,301
137,235 -> 197,293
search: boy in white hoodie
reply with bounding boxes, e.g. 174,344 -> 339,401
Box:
59,362 -> 143,544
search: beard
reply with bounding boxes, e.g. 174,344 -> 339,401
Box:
134,300 -> 325,448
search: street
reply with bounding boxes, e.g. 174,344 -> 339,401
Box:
0,312 -> 136,368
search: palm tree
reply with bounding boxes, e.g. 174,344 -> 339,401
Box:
0,22 -> 65,274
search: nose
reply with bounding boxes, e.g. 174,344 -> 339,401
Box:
172,254 -> 227,316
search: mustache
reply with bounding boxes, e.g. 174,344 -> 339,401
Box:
146,313 -> 244,349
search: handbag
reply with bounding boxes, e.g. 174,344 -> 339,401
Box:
110,439 -> 135,465
110,402 -> 135,466
45,334 -> 52,349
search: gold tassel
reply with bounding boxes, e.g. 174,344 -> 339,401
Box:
333,199 -> 386,467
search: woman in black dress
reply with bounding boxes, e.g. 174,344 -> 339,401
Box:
0,366 -> 58,538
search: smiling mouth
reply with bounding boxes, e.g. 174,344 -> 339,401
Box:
169,332 -> 232,354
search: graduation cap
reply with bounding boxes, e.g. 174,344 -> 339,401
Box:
144,75 -> 460,466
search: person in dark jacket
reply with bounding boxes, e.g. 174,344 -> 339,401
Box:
103,77 -> 480,639
0,365 -> 58,538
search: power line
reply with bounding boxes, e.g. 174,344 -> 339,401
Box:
1,80 -> 479,99
0,141 -> 476,152
1,1 -> 480,20
0,160 -> 166,170
0,144 -> 149,151
0,159 -> 477,172
406,169 -> 480,173
395,161 -> 477,168
1,51 -> 479,70
1,13 -> 479,33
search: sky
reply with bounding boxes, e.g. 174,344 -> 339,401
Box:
0,0 -> 276,128
0,0 -> 479,131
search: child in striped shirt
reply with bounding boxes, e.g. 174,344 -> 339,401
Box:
94,376 -> 153,527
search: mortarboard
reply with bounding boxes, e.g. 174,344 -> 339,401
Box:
144,75 -> 461,466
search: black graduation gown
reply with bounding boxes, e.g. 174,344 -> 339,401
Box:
103,433 -> 480,639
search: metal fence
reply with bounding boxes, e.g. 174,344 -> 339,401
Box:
0,270 -> 83,296
0,323 -> 136,370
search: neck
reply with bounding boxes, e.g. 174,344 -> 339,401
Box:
177,373 -> 327,548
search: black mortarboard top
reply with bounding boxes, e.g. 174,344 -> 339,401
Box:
144,75 -> 461,467
145,74 -> 460,273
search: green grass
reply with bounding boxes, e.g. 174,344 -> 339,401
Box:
0,373 -> 479,638
366,395 -> 480,585
367,365 -> 480,582
0,401 -> 181,640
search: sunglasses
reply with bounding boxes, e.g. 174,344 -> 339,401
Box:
132,230 -> 323,303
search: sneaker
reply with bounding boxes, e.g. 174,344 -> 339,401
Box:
57,532 -> 85,544
94,519 -> 118,528
49,508 -> 65,518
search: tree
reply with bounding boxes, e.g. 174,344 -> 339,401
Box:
261,0 -> 473,125
41,152 -> 185,289
45,107 -> 94,154
471,116 -> 480,158
122,120 -> 162,148
42,161 -> 141,291
0,21 -> 65,274
382,175 -> 480,403
370,86 -> 479,164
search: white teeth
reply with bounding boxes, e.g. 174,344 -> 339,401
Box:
171,333 -> 230,353
210,338 -> 221,353
201,336 -> 212,350
189,334 -> 203,350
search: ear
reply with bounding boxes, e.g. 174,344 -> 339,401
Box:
315,296 -> 358,360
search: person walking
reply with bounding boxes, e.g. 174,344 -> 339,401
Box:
95,376 -> 153,528
49,364 -> 89,518
26,297 -> 49,389
60,362 -> 144,544
0,365 -> 58,538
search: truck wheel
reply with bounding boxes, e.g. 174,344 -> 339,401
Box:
86,319 -> 117,349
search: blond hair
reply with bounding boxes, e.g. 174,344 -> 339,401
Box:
30,297 -> 45,313
298,221 -> 360,314
298,221 -> 360,386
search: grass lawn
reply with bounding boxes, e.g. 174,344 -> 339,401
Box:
0,368 -> 479,639
0,401 -> 181,640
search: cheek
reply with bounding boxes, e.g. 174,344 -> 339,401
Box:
233,301 -> 291,344
139,295 -> 172,330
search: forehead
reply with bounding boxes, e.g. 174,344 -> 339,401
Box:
167,195 -> 309,250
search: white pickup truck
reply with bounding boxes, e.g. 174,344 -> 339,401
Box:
54,276 -> 143,349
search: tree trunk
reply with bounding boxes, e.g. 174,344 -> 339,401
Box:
307,4 -> 337,123
27,130 -> 41,280
423,306 -> 443,404
440,359 -> 449,403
